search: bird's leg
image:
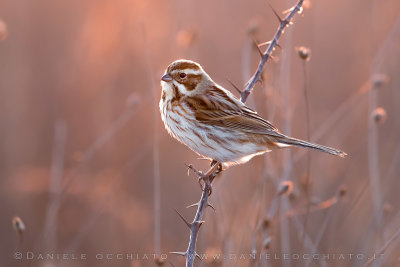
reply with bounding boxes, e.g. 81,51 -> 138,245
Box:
209,160 -> 223,183
204,160 -> 221,177
210,160 -> 223,173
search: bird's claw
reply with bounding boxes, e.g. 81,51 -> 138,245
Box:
187,161 -> 222,196
210,160 -> 223,176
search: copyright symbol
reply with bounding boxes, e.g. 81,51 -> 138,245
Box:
14,252 -> 22,260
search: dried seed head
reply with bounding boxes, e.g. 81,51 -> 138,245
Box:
371,74 -> 389,89
247,19 -> 260,36
72,151 -> 84,162
262,217 -> 271,230
303,0 -> 312,9
277,181 -> 293,196
338,185 -> 347,197
383,202 -> 393,215
204,247 -> 222,264
263,237 -> 272,250
12,216 -> 25,243
125,93 -> 140,108
0,19 -> 7,41
12,216 -> 25,233
296,46 -> 311,61
371,107 -> 387,125
300,173 -> 313,191
289,191 -> 297,201
154,256 -> 165,266
176,29 -> 196,48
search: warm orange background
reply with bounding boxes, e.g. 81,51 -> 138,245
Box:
1,0 -> 400,266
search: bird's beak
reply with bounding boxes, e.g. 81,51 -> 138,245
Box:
161,73 -> 172,82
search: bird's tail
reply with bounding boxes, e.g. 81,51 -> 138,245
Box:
273,135 -> 347,158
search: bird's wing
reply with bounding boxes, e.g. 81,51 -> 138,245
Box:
184,91 -> 283,138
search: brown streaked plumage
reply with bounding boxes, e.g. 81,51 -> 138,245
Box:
159,59 -> 346,166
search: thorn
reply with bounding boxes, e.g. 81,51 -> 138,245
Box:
258,40 -> 271,47
227,79 -> 243,95
270,55 -> 279,62
186,164 -> 205,179
207,202 -> 216,211
282,7 -> 292,15
184,163 -> 190,176
193,220 -> 205,226
186,203 -> 198,209
258,40 -> 281,51
186,202 -> 216,212
297,6 -> 304,15
170,252 -> 186,257
252,38 -> 264,57
174,209 -> 191,229
196,253 -> 202,260
268,3 -> 283,23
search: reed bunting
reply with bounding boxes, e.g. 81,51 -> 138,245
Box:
159,59 -> 346,166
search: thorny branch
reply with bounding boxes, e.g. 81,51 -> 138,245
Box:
175,1 -> 305,266
241,0 -> 304,102
173,163 -> 219,267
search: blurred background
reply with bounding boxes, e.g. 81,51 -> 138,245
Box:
1,0 -> 400,266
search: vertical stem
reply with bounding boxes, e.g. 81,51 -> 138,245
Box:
367,83 -> 383,245
143,25 -> 161,256
144,32 -> 161,255
301,59 -> 312,244
153,83 -> 161,256
367,2 -> 383,264
279,13 -> 293,267
43,119 -> 67,250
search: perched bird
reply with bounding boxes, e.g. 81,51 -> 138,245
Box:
159,59 -> 346,166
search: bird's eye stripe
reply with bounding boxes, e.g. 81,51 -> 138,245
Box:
182,69 -> 202,75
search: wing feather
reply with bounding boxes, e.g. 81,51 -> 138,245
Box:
184,86 -> 283,138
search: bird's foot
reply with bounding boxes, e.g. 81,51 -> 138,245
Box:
186,162 -> 221,196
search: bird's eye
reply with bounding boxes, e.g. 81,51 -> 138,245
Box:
179,72 -> 187,78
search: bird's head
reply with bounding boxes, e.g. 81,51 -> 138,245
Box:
160,59 -> 212,101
